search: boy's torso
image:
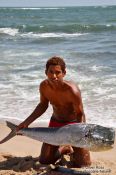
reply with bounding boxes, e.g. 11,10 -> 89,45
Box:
42,80 -> 79,122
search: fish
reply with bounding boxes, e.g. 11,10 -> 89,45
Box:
0,121 -> 115,152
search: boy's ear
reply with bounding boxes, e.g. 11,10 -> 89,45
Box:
45,69 -> 47,75
64,70 -> 66,75
63,70 -> 66,75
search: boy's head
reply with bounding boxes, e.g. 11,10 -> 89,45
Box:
45,56 -> 66,82
46,56 -> 66,73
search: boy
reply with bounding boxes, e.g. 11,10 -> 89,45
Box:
17,56 -> 91,167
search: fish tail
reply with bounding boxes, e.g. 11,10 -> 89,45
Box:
0,121 -> 17,144
6,121 -> 17,131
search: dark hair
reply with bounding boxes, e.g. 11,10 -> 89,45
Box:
46,56 -> 66,72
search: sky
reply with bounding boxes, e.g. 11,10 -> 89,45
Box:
0,0 -> 116,7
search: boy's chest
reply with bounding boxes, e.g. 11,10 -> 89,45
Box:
44,88 -> 71,105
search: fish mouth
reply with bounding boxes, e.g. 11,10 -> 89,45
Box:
92,136 -> 115,146
103,140 -> 114,145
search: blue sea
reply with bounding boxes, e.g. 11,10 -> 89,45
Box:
0,6 -> 116,127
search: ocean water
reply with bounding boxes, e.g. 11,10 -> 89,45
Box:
0,6 -> 116,127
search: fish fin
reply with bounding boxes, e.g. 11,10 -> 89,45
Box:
0,121 -> 17,144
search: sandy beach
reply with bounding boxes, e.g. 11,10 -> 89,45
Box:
0,121 -> 116,175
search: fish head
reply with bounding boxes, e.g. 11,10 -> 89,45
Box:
86,125 -> 115,151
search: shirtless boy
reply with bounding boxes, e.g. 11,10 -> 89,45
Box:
17,56 -> 91,167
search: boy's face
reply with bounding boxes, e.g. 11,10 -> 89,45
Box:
46,65 -> 66,83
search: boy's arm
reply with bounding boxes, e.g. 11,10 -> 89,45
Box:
71,86 -> 86,123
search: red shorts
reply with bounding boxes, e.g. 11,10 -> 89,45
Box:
49,117 -> 78,127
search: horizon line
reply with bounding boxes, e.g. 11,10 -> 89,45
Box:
0,4 -> 116,8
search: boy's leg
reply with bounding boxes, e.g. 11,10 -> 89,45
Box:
70,147 -> 91,168
39,143 -> 59,164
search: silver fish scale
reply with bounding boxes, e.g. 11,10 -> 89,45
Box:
21,127 -> 58,145
50,124 -> 91,147
67,124 -> 91,148
21,124 -> 88,146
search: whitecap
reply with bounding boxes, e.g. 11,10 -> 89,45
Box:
0,28 -> 19,36
13,7 -> 65,10
106,24 -> 111,27
20,32 -> 85,38
90,65 -> 109,72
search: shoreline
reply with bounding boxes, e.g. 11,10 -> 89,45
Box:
0,121 -> 116,175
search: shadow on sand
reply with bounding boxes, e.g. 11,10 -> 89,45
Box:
0,154 -> 39,172
0,154 -> 91,175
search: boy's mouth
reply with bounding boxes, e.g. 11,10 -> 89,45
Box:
50,78 -> 58,82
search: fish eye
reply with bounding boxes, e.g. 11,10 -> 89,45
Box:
102,139 -> 106,143
85,129 -> 91,138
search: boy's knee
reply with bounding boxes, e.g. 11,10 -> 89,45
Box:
39,143 -> 59,164
70,148 -> 91,168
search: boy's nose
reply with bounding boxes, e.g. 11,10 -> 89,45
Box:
52,73 -> 57,78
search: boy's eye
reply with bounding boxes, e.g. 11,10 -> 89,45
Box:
50,70 -> 53,74
56,71 -> 61,74
49,71 -> 61,74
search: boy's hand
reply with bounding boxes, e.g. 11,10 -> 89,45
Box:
58,145 -> 74,155
16,122 -> 28,131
